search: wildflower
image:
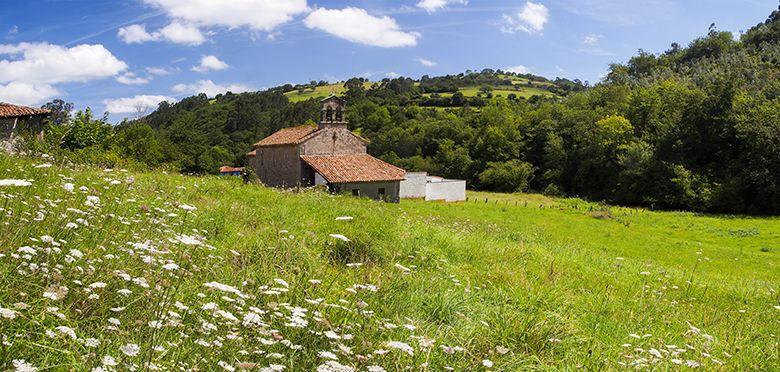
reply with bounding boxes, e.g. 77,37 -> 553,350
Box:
84,338 -> 101,348
316,361 -> 354,372
394,263 -> 411,272
309,279 -> 322,285
174,234 -> 202,246
324,331 -> 340,339
102,355 -> 118,367
274,278 -> 289,288
218,361 -> 235,371
55,326 -> 77,339
34,163 -> 52,168
63,183 -> 75,192
0,179 -> 32,187
12,359 -> 37,372
482,359 -> 494,368
108,318 -> 120,326
329,234 -> 351,242
203,282 -> 247,299
162,263 -> 180,271
366,366 -> 385,372
335,216 -> 353,221
385,341 -> 414,356
179,204 -> 197,211
1,306 -> 17,319
120,343 -> 140,357
319,351 -> 339,360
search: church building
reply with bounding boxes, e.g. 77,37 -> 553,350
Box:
246,96 -> 406,202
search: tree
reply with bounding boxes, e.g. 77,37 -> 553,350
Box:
41,99 -> 74,126
478,160 -> 534,193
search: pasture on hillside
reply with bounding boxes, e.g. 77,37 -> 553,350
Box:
0,154 -> 778,370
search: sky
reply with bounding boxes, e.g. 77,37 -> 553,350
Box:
0,0 -> 776,122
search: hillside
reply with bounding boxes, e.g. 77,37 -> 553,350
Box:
1,153 -> 778,370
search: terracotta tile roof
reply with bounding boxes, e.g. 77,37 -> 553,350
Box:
219,166 -> 243,173
301,154 -> 406,183
253,125 -> 318,147
246,150 -> 256,157
0,102 -> 50,119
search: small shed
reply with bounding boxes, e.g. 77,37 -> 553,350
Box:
219,166 -> 244,176
399,172 -> 466,202
1,102 -> 50,140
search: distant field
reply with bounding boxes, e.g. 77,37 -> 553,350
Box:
2,154 -> 777,370
284,83 -> 373,102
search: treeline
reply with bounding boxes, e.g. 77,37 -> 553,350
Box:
27,7 -> 780,214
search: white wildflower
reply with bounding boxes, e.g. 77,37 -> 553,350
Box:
63,183 -> 74,192
482,359 -> 494,368
394,263 -> 411,272
162,262 -> 180,271
335,216 -> 353,221
1,306 -> 17,319
120,343 -> 140,357
385,341 -> 414,356
55,326 -> 77,339
329,234 -> 351,242
179,204 -> 197,211
0,179 -> 32,187
12,359 -> 37,372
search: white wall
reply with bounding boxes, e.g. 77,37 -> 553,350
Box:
399,172 -> 427,198
425,180 -> 466,202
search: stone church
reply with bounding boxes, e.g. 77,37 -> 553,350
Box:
247,96 -> 405,202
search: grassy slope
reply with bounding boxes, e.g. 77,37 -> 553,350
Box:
0,155 -> 778,370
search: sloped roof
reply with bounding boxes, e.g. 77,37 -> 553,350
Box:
0,103 -> 50,118
246,150 -> 256,157
301,154 -> 406,183
253,125 -> 317,147
219,166 -> 243,173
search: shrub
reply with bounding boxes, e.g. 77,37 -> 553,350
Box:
479,160 -> 535,193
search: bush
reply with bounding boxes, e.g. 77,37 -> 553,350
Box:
479,160 -> 535,193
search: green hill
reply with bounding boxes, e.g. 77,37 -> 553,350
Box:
1,154 -> 778,370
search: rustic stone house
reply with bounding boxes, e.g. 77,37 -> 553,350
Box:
1,102 -> 50,140
247,96 -> 405,202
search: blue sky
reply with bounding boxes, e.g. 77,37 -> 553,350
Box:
0,0 -> 776,121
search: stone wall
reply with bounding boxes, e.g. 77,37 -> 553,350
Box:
251,145 -> 302,187
300,126 -> 366,155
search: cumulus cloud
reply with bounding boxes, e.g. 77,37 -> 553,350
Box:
415,57 -> 437,67
118,22 -> 205,45
118,24 -> 157,44
501,1 -> 549,35
103,94 -> 176,114
304,7 -> 418,48
385,72 -> 401,78
0,42 -> 127,105
143,0 -> 309,31
116,72 -> 150,85
192,55 -> 229,73
172,80 -> 250,97
505,65 -> 530,74
416,0 -> 467,12
0,82 -> 59,106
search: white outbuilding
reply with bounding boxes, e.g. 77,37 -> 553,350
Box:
399,172 -> 466,202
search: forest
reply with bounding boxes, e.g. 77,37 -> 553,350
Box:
26,7 -> 780,214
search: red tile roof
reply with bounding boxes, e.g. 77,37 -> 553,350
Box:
219,166 -> 243,173
253,125 -> 318,147
0,103 -> 50,119
301,154 -> 406,183
246,150 -> 256,157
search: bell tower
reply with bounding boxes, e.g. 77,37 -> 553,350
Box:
319,95 -> 347,129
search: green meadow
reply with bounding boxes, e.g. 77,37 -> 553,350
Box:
1,154 -> 778,370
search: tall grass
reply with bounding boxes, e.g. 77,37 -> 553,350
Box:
0,154 -> 778,370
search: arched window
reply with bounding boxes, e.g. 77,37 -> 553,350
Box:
326,107 -> 333,121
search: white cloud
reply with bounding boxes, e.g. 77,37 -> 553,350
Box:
172,80 -> 250,97
146,67 -> 173,76
501,1 -> 549,35
0,82 -> 59,106
583,34 -> 601,45
304,7 -> 419,48
103,95 -> 176,114
118,24 -> 157,44
157,22 -> 206,45
505,65 -> 530,74
415,57 -> 437,67
192,55 -> 229,73
0,42 -> 127,84
385,72 -> 401,78
116,72 -> 150,85
143,0 -> 308,31
0,42 -> 127,105
416,0 -> 467,12
118,22 -> 205,45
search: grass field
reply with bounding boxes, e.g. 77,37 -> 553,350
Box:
284,83 -> 373,103
1,154 -> 778,370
